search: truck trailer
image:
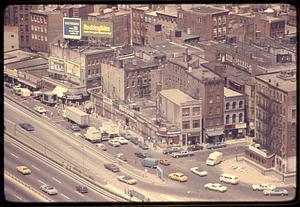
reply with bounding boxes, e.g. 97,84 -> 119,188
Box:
64,106 -> 90,127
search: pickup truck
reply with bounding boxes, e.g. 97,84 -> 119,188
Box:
206,142 -> 227,149
171,151 -> 194,158
162,147 -> 182,155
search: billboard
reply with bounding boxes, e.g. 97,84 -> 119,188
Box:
49,58 -> 65,73
63,18 -> 81,39
81,20 -> 113,38
66,62 -> 80,77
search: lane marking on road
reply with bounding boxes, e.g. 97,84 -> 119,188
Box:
4,139 -> 10,143
75,191 -> 84,197
31,165 -> 40,171
52,177 -> 62,184
10,153 -> 18,159
38,180 -> 45,185
14,194 -> 23,201
60,193 -> 70,200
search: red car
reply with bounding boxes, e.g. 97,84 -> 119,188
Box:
104,163 -> 120,172
160,159 -> 171,166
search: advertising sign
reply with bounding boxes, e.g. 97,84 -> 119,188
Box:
63,18 -> 81,39
81,20 -> 113,38
66,62 -> 80,77
49,58 -> 65,73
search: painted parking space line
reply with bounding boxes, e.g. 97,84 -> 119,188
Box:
60,193 -> 70,200
38,180 -> 45,185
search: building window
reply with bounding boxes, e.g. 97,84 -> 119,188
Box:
216,95 -> 220,103
239,101 -> 243,108
226,115 -> 230,124
216,106 -> 221,114
232,114 -> 236,123
239,113 -> 243,123
182,121 -> 190,129
10,34 -> 14,37
226,102 -> 230,110
193,120 -> 200,128
292,109 -> 296,119
182,108 -> 190,116
192,107 -> 200,115
232,102 -> 236,109
208,106 -> 213,115
131,80 -> 135,87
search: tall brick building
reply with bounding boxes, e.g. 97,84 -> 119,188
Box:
4,5 -> 38,49
177,5 -> 229,41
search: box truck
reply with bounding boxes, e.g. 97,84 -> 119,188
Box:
65,106 -> 90,127
206,151 -> 223,166
84,127 -> 101,143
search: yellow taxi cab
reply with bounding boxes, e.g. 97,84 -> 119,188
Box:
34,106 -> 47,114
168,172 -> 188,182
16,166 -> 31,175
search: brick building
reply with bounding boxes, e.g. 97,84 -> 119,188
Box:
131,6 -> 150,45
4,5 -> 38,50
60,4 -> 94,19
163,54 -> 224,144
4,26 -> 19,52
224,87 -> 246,139
87,9 -> 131,47
254,14 -> 285,39
30,9 -> 64,53
177,5 -> 229,41
252,70 -> 296,173
159,89 -> 202,146
101,57 -> 159,103
287,5 -> 296,26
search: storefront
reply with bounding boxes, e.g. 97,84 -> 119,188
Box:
225,123 -> 246,139
157,127 -> 181,148
205,127 -> 224,144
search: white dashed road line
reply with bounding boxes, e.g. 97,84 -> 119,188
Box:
52,177 -> 62,184
38,180 -> 45,185
10,153 -> 18,159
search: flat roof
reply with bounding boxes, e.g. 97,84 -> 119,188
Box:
160,89 -> 197,106
256,72 -> 296,92
123,57 -> 158,71
224,87 -> 243,97
189,6 -> 228,14
156,10 -> 177,17
190,67 -> 221,82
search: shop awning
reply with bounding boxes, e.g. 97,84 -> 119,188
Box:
206,130 -> 224,137
52,85 -> 68,98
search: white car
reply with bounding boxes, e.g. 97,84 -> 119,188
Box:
108,139 -> 121,147
113,137 -> 129,145
96,143 -> 107,151
40,184 -> 58,195
117,175 -> 137,185
204,183 -> 227,192
190,167 -> 207,177
252,183 -> 276,191
34,106 -> 47,114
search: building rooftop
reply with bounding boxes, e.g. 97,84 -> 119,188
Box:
224,87 -> 243,97
4,50 -> 41,65
190,66 -> 222,82
189,6 -> 228,14
156,10 -> 177,17
30,9 -> 61,15
146,11 -> 157,16
160,89 -> 197,106
5,57 -> 48,70
122,57 -> 158,71
256,70 -> 296,92
260,14 -> 284,23
133,6 -> 150,11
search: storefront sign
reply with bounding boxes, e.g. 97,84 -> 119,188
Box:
235,123 -> 247,129
65,94 -> 82,100
206,127 -> 224,132
225,124 -> 235,129
49,58 -> 65,73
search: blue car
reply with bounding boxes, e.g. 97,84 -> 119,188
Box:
207,142 -> 227,149
263,189 -> 288,196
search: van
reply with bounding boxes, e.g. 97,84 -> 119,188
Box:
206,151 -> 223,166
141,158 -> 159,168
219,173 -> 239,185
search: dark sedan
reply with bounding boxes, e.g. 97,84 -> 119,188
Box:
206,142 -> 227,149
134,151 -> 152,158
19,123 -> 35,131
138,142 -> 149,150
104,163 -> 120,172
76,185 -> 88,193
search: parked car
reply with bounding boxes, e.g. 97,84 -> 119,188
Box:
69,124 -> 80,132
73,132 -> 84,139
263,188 -> 288,196
252,183 -> 276,191
204,183 -> 227,192
113,137 -> 129,145
40,184 -> 58,195
130,137 -> 140,145
120,133 -> 133,140
4,82 -> 13,88
34,106 -> 47,114
162,147 -> 182,155
187,145 -> 204,151
19,123 -> 34,131
168,172 -> 188,182
206,142 -> 227,150
134,151 -> 152,158
117,175 -> 137,185
16,166 -> 31,175
159,159 -> 171,166
104,163 -> 120,172
116,153 -> 127,162
190,167 -> 207,177
138,142 -> 149,150
96,143 -> 107,151
108,139 -> 121,147
75,185 -> 88,193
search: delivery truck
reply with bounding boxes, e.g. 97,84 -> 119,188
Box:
206,151 -> 223,166
84,127 -> 101,143
64,106 -> 90,127
20,88 -> 31,98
